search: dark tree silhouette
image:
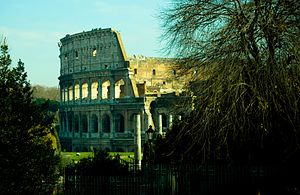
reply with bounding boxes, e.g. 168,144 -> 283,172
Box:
160,0 -> 300,164
0,40 -> 60,194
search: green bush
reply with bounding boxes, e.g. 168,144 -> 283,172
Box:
65,150 -> 129,176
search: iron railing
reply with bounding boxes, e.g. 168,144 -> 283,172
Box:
62,164 -> 291,195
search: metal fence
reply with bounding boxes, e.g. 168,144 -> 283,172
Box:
63,164 -> 291,195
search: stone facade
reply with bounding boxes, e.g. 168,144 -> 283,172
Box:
58,28 -> 187,153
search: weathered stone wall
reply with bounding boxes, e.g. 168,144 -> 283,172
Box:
58,28 -> 187,153
129,57 -> 186,95
59,28 -> 128,76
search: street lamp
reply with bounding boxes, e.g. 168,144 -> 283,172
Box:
145,125 -> 155,164
146,125 -> 155,143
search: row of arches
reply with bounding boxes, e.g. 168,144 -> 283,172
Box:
60,110 -> 176,139
61,78 -> 127,103
61,112 -> 132,134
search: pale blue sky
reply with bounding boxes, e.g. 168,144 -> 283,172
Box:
0,0 -> 169,87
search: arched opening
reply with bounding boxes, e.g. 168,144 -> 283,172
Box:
91,114 -> 98,133
61,113 -> 66,131
64,87 -> 68,102
68,85 -> 73,101
92,48 -> 97,57
115,79 -> 125,98
83,147 -> 89,152
74,115 -> 79,132
129,113 -> 139,134
115,114 -> 125,133
68,113 -> 73,132
129,114 -> 135,133
116,148 -> 125,152
162,113 -> 168,132
102,114 -> 111,133
74,147 -> 80,152
91,81 -> 98,100
74,83 -> 80,100
82,82 -> 88,100
102,80 -> 110,99
82,114 -> 88,133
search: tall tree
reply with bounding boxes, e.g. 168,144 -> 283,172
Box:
0,40 -> 60,194
160,0 -> 300,164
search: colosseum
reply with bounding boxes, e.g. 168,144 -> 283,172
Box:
58,28 -> 188,155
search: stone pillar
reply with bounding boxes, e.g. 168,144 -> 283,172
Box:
88,79 -> 91,102
169,114 -> 173,129
147,113 -> 153,128
158,114 -> 163,135
134,114 -> 142,169
141,110 -> 145,135
110,80 -> 115,99
124,111 -> 128,134
97,112 -> 102,137
78,112 -> 82,137
60,85 -> 63,104
110,113 -> 114,138
125,77 -> 130,97
65,112 -> 69,134
64,86 -> 67,103
60,113 -> 64,133
62,86 -> 65,103
98,79 -> 102,100
71,113 -> 75,135
63,113 -> 67,134
144,103 -> 153,130
87,112 -> 91,138
72,82 -> 75,104
67,85 -> 70,104
79,80 -> 82,103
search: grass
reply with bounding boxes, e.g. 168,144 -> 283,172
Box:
61,152 -> 94,167
109,152 -> 135,162
60,152 -> 135,167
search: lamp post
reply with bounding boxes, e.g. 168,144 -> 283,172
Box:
146,125 -> 155,163
146,125 -> 155,143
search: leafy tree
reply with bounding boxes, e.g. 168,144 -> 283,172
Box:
160,0 -> 300,164
33,98 -> 60,131
0,40 -> 60,194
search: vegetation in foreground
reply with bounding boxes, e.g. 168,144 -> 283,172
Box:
61,152 -> 134,168
65,150 -> 131,176
0,40 -> 60,194
159,0 -> 300,165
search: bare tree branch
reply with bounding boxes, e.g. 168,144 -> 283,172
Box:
159,0 -> 300,163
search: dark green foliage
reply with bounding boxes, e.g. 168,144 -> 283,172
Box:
160,0 -> 300,164
33,98 -> 60,131
66,149 -> 129,176
0,41 -> 60,194
34,98 -> 59,113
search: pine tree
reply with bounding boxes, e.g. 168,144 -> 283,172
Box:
0,40 -> 60,194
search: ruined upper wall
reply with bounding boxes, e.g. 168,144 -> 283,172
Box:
128,56 -> 187,95
59,28 -> 128,76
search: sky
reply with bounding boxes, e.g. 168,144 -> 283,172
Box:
0,0 -> 170,87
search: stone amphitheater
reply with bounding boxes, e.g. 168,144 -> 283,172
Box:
58,28 -> 188,155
